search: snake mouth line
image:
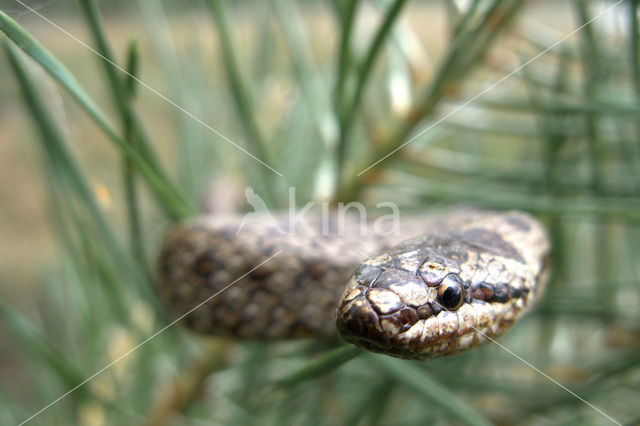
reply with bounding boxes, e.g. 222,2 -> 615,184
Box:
339,333 -> 386,354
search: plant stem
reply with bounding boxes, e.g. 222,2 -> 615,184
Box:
336,0 -> 408,194
121,39 -> 147,274
208,0 -> 277,207
0,10 -> 194,220
78,0 -> 168,186
335,0 -> 524,202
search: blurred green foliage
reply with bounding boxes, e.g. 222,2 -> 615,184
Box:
1,0 -> 639,425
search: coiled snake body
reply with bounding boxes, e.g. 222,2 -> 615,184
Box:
157,209 -> 550,360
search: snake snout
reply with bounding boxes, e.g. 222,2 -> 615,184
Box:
336,271 -> 430,358
336,287 -> 384,346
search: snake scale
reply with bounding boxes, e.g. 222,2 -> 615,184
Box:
157,209 -> 550,360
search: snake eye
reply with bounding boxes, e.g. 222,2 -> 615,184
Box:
437,274 -> 464,310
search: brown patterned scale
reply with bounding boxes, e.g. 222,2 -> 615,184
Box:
157,209 -> 550,360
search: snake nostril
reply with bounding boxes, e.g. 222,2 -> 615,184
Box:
396,307 -> 419,327
490,283 -> 510,303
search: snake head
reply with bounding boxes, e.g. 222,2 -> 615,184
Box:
337,262 -> 453,360
336,241 -> 541,360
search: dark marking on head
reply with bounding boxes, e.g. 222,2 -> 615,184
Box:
508,287 -> 522,299
372,268 -> 413,289
471,282 -> 494,300
353,264 -> 382,287
504,214 -> 531,232
462,228 -> 524,263
489,283 -> 510,303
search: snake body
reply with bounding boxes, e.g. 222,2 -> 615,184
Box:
157,209 -> 550,360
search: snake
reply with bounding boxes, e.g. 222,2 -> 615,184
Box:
157,208 -> 550,360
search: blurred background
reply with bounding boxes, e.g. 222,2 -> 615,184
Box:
1,0 -> 639,424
